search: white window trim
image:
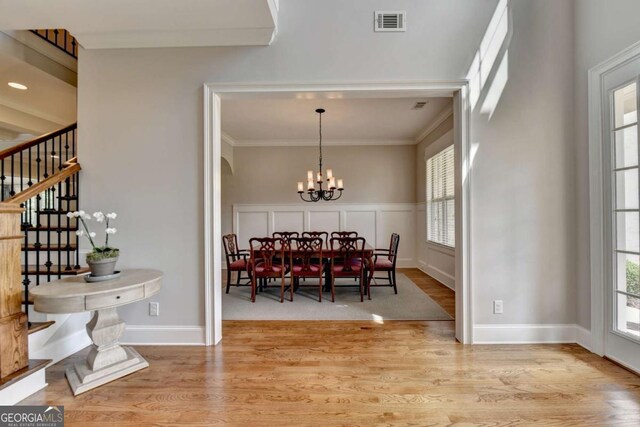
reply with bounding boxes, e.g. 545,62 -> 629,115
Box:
588,39 -> 640,356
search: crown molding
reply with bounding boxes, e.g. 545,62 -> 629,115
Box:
221,131 -> 237,147
414,105 -> 454,144
231,138 -> 415,147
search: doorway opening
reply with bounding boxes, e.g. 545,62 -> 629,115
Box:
204,82 -> 472,346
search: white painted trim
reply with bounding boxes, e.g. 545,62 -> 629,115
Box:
455,87 -> 473,344
120,325 -> 206,345
204,80 -> 472,345
0,367 -> 47,405
414,105 -> 454,144
588,39 -> 640,357
230,138 -> 414,147
203,86 -> 223,346
417,260 -> 454,290
418,260 -> 455,290
576,325 -> 592,352
221,131 -> 237,147
473,324 -> 580,344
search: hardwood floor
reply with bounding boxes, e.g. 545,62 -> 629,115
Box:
21,270 -> 640,425
400,268 -> 455,318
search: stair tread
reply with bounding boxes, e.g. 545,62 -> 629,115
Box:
22,265 -> 88,275
22,243 -> 77,251
28,321 -> 55,335
0,359 -> 51,389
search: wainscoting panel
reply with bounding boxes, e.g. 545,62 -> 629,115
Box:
273,211 -> 304,234
236,211 -> 269,246
308,210 -> 341,233
344,210 -> 377,246
233,204 -> 417,267
378,209 -> 415,266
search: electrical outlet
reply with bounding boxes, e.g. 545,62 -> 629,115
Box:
493,300 -> 503,314
149,302 -> 159,316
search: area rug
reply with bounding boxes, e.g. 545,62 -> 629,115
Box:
222,273 -> 452,321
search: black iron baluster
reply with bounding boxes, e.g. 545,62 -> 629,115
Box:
35,193 -> 41,286
43,139 -> 48,179
65,132 -> 69,164
57,180 -> 62,278
10,154 -> 15,197
1,158 -> 4,201
19,150 -> 23,194
57,134 -> 62,171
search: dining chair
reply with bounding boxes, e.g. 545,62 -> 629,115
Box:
330,236 -> 367,302
368,233 -> 400,295
289,237 -> 324,302
302,231 -> 329,250
249,237 -> 289,303
222,233 -> 251,294
330,231 -> 358,239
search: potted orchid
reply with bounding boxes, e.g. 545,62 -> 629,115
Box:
69,210 -> 119,277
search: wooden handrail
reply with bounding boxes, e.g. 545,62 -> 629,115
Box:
0,123 -> 76,161
4,161 -> 81,205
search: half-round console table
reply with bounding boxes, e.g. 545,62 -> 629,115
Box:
30,269 -> 162,396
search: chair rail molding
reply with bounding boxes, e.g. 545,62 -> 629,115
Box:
204,80 -> 472,345
588,39 -> 640,356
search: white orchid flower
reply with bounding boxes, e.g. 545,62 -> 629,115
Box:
82,213 -> 92,220
105,228 -> 117,234
89,232 -> 96,238
78,210 -> 85,216
76,230 -> 84,236
67,212 -> 74,218
106,212 -> 117,220
72,211 -> 81,218
93,212 -> 105,222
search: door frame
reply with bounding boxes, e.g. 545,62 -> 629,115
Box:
588,40 -> 640,359
203,80 -> 473,346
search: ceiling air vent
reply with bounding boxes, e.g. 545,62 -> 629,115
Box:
374,11 -> 406,32
412,101 -> 428,110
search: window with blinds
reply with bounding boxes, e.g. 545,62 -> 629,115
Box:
426,145 -> 455,248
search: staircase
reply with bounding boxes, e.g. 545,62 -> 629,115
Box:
0,123 -> 89,404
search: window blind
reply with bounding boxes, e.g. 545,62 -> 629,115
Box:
426,145 -> 455,248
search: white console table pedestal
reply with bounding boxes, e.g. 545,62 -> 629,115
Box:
31,269 -> 162,396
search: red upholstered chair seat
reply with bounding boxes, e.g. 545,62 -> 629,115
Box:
374,258 -> 393,270
332,259 -> 363,275
291,263 -> 322,274
253,263 -> 284,275
229,259 -> 248,270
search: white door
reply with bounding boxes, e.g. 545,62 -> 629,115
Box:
603,58 -> 640,372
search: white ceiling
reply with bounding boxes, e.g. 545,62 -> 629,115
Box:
0,51 -> 76,147
0,0 -> 279,49
221,97 -> 452,146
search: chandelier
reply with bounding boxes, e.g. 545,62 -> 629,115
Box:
297,108 -> 344,202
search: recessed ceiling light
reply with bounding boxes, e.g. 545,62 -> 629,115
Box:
8,82 -> 28,90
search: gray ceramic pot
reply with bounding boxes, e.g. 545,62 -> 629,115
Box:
87,256 -> 119,277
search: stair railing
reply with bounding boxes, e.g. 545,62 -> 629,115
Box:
30,29 -> 78,59
0,124 -> 81,319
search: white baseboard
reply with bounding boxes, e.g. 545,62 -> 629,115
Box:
417,260 -> 455,290
575,325 -> 592,351
0,367 -> 47,405
473,324 -> 580,344
121,325 -> 205,345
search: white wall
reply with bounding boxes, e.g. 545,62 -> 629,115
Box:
574,0 -> 640,330
78,0 -> 586,338
222,144 -> 417,236
416,126 -> 455,289
471,0 -> 576,325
